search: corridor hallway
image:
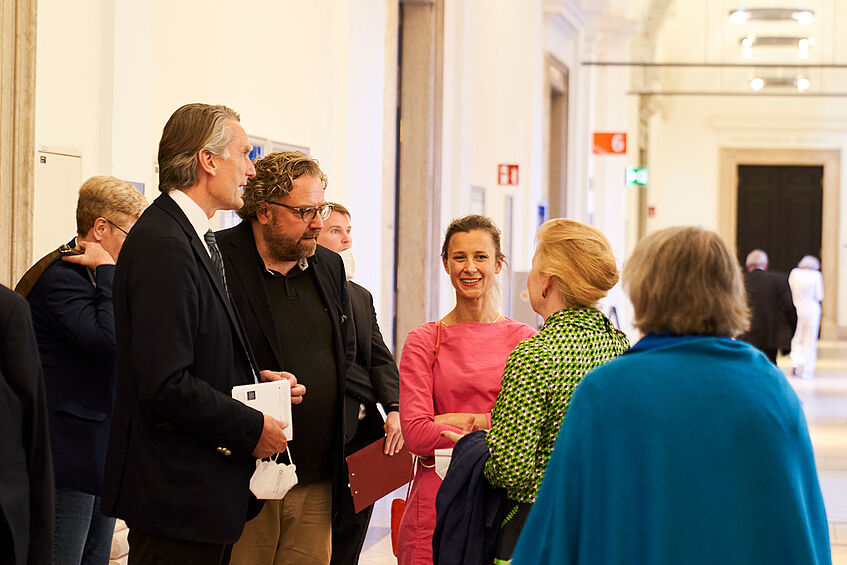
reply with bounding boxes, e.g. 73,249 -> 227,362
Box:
358,339 -> 847,564
790,340 -> 847,564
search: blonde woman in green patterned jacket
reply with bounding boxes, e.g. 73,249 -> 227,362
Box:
448,218 -> 630,564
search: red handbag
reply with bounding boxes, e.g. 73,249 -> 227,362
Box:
390,456 -> 417,556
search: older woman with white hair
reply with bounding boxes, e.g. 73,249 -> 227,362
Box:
789,255 -> 824,378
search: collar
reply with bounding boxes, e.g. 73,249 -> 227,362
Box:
167,189 -> 212,253
627,333 -> 733,354
261,256 -> 311,277
542,307 -> 607,331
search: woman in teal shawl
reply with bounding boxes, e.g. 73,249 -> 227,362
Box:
512,226 -> 830,565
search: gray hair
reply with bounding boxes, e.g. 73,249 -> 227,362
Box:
157,103 -> 240,192
798,255 -> 821,270
745,249 -> 768,270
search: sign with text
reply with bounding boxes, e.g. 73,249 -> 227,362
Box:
497,164 -> 519,185
592,132 -> 627,155
626,167 -> 648,186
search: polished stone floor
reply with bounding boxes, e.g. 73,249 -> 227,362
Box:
359,339 -> 847,564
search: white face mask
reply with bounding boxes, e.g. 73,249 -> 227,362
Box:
338,248 -> 356,281
250,451 -> 298,499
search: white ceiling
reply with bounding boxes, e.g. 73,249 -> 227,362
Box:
592,0 -> 847,96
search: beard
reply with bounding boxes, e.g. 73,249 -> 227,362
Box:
262,222 -> 319,263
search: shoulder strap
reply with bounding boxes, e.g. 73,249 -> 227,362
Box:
14,246 -> 64,298
431,319 -> 443,369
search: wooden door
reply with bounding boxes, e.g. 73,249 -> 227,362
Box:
736,165 -> 823,274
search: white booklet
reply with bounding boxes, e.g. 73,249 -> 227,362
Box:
232,379 -> 293,441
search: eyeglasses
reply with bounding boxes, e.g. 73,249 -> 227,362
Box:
106,219 -> 129,236
266,201 -> 333,223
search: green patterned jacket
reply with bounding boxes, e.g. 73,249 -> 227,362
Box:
484,307 -> 630,503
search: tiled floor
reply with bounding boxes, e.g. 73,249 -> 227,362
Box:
788,340 -> 847,564
358,340 -> 847,564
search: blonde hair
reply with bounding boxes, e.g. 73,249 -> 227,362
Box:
76,176 -> 147,235
328,202 -> 350,219
624,226 -> 750,337
534,218 -> 618,308
238,151 -> 327,220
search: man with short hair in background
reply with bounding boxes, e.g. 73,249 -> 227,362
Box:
738,248 -> 797,363
102,104 -> 303,564
317,202 -> 403,565
217,151 -> 351,565
21,176 -> 146,565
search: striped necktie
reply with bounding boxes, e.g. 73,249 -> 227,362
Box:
204,229 -> 229,296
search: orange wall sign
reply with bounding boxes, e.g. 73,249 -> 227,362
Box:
592,132 -> 627,155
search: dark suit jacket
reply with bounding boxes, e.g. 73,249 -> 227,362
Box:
216,221 -> 352,497
26,252 -> 117,495
102,193 -> 264,544
344,281 -> 399,445
740,269 -> 798,351
0,285 -> 53,565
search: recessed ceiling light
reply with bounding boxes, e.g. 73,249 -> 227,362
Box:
796,77 -> 810,91
742,47 -> 753,58
749,77 -> 765,91
729,8 -> 815,24
730,9 -> 750,24
793,10 -> 814,24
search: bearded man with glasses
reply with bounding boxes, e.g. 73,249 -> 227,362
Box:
217,151 -> 353,565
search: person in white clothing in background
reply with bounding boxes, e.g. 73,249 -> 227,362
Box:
789,255 -> 825,379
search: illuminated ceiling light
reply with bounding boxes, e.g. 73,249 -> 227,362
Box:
798,48 -> 809,59
730,9 -> 750,24
796,77 -> 810,91
749,77 -> 765,91
793,10 -> 814,24
742,47 -> 753,58
729,8 -> 815,23
738,36 -> 809,48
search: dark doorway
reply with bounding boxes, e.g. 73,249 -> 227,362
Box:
736,165 -> 823,274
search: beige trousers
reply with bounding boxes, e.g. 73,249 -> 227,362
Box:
230,481 -> 332,565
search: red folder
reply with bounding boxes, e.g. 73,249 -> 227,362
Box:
346,438 -> 414,513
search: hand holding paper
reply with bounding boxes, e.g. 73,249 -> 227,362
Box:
260,370 -> 306,404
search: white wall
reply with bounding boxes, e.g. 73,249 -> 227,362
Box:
33,0 -> 631,334
35,0 -> 106,186
35,0 -> 392,323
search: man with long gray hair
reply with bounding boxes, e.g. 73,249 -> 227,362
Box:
101,104 -> 305,564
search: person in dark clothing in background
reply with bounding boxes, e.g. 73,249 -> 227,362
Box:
317,202 -> 403,565
738,249 -> 797,363
0,284 -> 54,565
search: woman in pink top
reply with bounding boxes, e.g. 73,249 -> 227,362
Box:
397,215 -> 536,565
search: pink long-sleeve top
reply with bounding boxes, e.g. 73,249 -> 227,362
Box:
399,319 -> 537,456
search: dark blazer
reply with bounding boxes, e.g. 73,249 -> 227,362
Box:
216,221 -> 352,494
740,269 -> 798,351
26,252 -> 117,495
344,281 -> 399,444
0,285 -> 54,565
101,194 -> 264,544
